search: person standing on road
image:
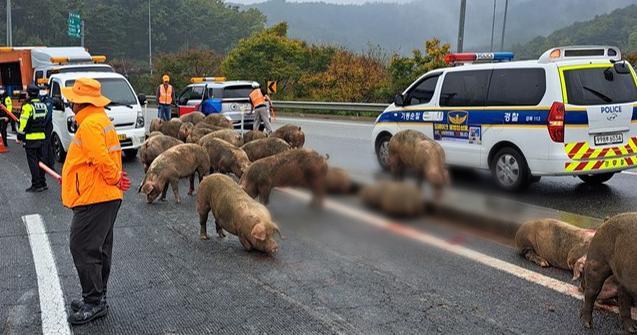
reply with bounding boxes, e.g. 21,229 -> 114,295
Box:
249,83 -> 272,134
17,84 -> 48,192
0,88 -> 9,147
39,88 -> 55,170
156,74 -> 175,121
60,78 -> 131,325
1,88 -> 16,133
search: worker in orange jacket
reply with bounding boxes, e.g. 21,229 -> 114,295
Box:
249,84 -> 273,134
60,78 -> 131,325
156,74 -> 175,121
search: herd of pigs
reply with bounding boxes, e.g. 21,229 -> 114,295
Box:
138,114 -> 635,333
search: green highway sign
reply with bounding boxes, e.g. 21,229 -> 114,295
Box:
67,12 -> 81,38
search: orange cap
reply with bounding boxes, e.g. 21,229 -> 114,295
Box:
162,75 -> 170,82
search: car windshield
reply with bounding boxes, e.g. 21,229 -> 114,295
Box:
563,66 -> 637,105
65,78 -> 137,105
215,85 -> 253,99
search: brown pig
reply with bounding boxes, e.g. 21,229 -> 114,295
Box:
149,118 -> 163,133
178,122 -> 194,142
187,127 -> 214,144
388,129 -> 449,199
197,173 -> 281,255
199,137 -> 251,178
272,124 -> 305,148
138,143 -> 210,204
180,111 -> 205,125
156,118 -> 182,138
200,129 -> 243,147
240,149 -> 328,206
138,135 -> 183,173
325,167 -> 354,194
243,130 -> 267,144
580,213 -> 637,333
240,137 -> 290,162
201,114 -> 233,128
148,131 -> 164,138
359,181 -> 424,217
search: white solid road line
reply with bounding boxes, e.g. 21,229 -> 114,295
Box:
281,188 -> 637,320
23,214 -> 72,335
622,171 -> 637,176
275,117 -> 372,127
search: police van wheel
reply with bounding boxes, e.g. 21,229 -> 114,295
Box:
52,133 -> 66,163
491,147 -> 530,191
375,134 -> 392,171
578,172 -> 614,185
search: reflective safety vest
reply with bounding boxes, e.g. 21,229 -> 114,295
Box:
4,96 -> 12,113
159,84 -> 173,104
249,88 -> 266,108
18,99 -> 47,141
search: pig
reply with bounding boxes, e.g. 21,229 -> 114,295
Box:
196,173 -> 281,255
272,124 -> 305,148
240,148 -> 328,206
240,137 -> 290,162
138,135 -> 183,173
199,137 -> 251,178
580,213 -> 637,333
148,131 -> 164,138
138,143 -> 210,204
199,129 -> 243,147
178,121 -> 194,142
194,121 -> 224,131
180,111 -> 205,125
187,127 -> 215,144
325,167 -> 354,194
149,118 -> 163,133
153,118 -> 182,138
388,129 -> 449,199
243,130 -> 267,144
201,114 -> 233,128
359,181 -> 424,217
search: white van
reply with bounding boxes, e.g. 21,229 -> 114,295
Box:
48,72 -> 146,162
372,46 -> 637,190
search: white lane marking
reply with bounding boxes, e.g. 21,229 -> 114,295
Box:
23,214 -> 72,335
621,171 -> 637,176
275,117 -> 373,127
280,188 -> 637,319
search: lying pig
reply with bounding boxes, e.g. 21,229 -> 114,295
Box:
187,127 -> 215,144
180,111 -> 205,125
240,149 -> 328,206
325,167 -> 354,194
388,129 -> 449,199
199,137 -> 251,178
580,213 -> 637,333
197,173 -> 281,255
178,122 -> 194,142
138,135 -> 183,173
200,129 -> 243,147
359,181 -> 424,217
138,143 -> 210,204
201,114 -> 233,128
243,130 -> 267,144
272,124 -> 305,148
240,137 -> 290,162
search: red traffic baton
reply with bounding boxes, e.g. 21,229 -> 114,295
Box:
0,104 -> 18,122
38,162 -> 62,183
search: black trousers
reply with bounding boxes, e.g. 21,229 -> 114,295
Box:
41,132 -> 55,171
0,118 -> 7,147
25,141 -> 46,188
70,199 -> 122,305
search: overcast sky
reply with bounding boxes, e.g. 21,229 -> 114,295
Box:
230,0 -> 415,4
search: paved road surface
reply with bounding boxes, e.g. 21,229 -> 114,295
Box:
0,121 -> 627,334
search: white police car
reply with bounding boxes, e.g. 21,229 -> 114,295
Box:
372,46 -> 637,190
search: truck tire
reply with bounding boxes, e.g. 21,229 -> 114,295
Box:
491,147 -> 531,191
52,133 -> 66,163
578,172 -> 614,185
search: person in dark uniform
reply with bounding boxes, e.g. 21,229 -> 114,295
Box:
17,84 -> 48,192
0,88 -> 11,146
39,88 -> 55,170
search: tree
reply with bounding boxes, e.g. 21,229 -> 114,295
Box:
387,38 -> 450,96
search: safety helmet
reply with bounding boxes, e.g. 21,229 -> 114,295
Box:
27,84 -> 39,97
251,82 -> 260,89
162,74 -> 170,82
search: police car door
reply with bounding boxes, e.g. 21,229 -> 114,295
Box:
397,73 -> 442,138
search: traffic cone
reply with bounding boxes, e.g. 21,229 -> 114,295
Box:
0,134 -> 7,153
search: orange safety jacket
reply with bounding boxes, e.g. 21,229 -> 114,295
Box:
61,105 -> 123,208
159,84 -> 173,104
249,88 -> 266,108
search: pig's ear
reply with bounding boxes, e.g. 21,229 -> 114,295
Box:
251,223 -> 267,241
572,256 -> 586,281
141,182 -> 154,195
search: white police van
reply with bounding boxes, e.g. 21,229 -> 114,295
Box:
372,46 -> 637,190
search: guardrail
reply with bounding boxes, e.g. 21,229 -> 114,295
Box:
142,95 -> 389,114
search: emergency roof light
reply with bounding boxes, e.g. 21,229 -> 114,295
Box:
36,78 -> 48,85
0,47 -> 13,52
538,46 -> 621,63
444,52 -> 514,65
91,55 -> 107,63
50,56 -> 70,64
191,77 -> 226,83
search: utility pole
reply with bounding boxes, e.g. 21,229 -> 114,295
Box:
80,20 -> 85,47
456,0 -> 466,53
6,0 -> 12,46
500,0 -> 509,51
490,0 -> 497,52
148,0 -> 153,75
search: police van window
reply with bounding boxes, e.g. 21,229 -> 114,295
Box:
487,68 -> 546,106
35,71 -> 44,81
405,75 -> 439,106
563,66 -> 637,105
439,70 -> 491,107
51,82 -> 61,98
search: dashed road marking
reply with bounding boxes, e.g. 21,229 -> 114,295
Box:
281,188 -> 636,320
23,214 -> 72,335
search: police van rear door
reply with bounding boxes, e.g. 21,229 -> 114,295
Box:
561,62 -> 637,170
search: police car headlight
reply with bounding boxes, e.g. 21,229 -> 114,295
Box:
135,110 -> 144,128
67,116 -> 78,133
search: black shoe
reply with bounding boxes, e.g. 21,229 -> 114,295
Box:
71,296 -> 107,313
25,186 -> 38,192
68,302 -> 108,325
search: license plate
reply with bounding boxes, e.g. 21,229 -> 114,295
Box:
594,133 -> 623,146
118,134 -> 127,141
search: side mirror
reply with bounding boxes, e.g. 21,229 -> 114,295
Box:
52,96 -> 64,110
393,94 -> 405,107
614,61 -> 631,74
138,94 -> 147,105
